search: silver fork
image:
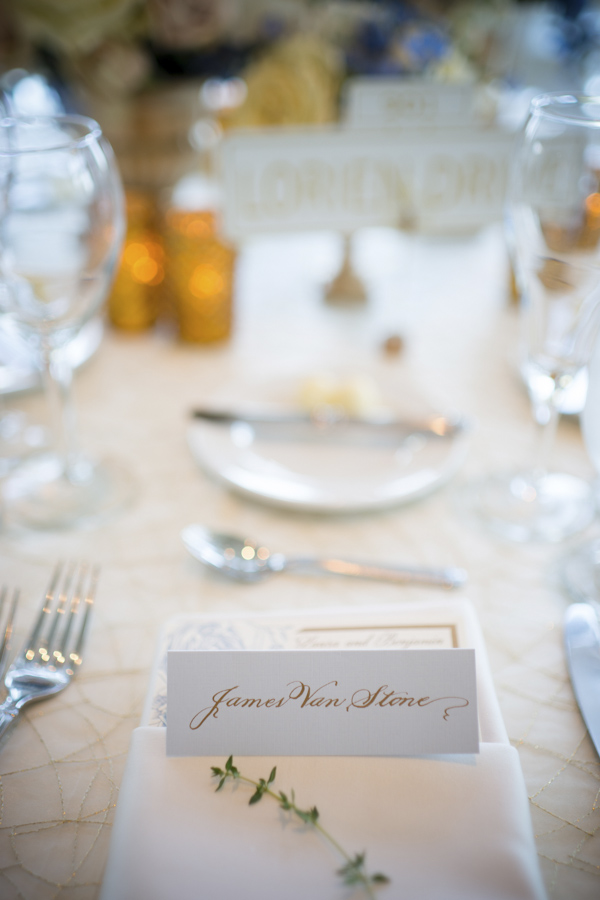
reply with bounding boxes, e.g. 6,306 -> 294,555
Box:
0,562 -> 98,742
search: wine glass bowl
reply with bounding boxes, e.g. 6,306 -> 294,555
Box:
1,118 -> 115,336
0,114 -> 131,528
461,93 -> 600,542
515,96 -> 600,396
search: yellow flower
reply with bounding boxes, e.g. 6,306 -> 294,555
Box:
226,33 -> 343,128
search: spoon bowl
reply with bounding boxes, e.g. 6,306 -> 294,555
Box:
181,525 -> 467,589
182,527 -> 280,583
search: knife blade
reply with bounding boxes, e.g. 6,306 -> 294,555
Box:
564,602 -> 600,757
190,408 -> 468,445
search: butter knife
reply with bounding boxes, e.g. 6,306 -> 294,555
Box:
564,603 -> 600,756
190,409 -> 467,444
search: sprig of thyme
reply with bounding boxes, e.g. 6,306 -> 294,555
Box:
211,755 -> 390,898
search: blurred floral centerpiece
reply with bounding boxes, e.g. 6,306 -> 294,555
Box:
1,0 -> 513,337
2,1 -> 521,192
3,1 -> 510,120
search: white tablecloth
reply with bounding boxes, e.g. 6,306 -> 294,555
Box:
0,224 -> 598,899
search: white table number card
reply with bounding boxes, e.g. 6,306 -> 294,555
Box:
342,78 -> 481,128
166,648 -> 479,757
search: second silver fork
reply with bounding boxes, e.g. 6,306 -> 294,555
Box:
0,563 -> 98,743
0,586 -> 19,676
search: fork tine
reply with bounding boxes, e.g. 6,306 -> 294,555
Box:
65,564 -> 98,674
56,563 -> 87,660
0,586 -> 18,674
24,563 -> 63,660
44,561 -> 77,654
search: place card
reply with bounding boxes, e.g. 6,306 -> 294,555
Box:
166,648 -> 478,757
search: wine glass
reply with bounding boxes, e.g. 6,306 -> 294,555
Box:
561,332 -> 600,607
0,114 -> 130,528
461,93 -> 600,542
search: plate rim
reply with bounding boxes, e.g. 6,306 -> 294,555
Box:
187,417 -> 470,513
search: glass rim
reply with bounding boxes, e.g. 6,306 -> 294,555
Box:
0,114 -> 103,155
530,92 -> 600,127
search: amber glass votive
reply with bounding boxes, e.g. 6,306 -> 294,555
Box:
108,190 -> 165,330
164,209 -> 236,343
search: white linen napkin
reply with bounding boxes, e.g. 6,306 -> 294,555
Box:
100,730 -> 546,900
100,603 -> 547,900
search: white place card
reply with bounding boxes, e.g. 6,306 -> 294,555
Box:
166,648 -> 478,757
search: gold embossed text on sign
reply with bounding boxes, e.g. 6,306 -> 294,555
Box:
220,126 -> 513,238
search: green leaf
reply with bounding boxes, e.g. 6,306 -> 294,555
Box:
225,755 -> 234,772
337,854 -> 367,886
211,766 -> 224,777
249,788 -> 264,805
338,864 -> 361,886
371,873 -> 390,884
296,806 -> 319,825
268,766 -> 277,784
216,776 -> 227,792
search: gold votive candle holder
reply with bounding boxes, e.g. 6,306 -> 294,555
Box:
164,209 -> 236,343
108,189 -> 165,331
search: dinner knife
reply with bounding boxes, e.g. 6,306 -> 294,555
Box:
564,602 -> 600,757
190,408 -> 467,443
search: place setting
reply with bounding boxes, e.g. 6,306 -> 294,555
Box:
99,600 -> 546,900
2,3 -> 600,899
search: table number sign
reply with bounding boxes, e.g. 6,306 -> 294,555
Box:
342,78 -> 482,128
219,125 -> 514,238
166,648 -> 478,757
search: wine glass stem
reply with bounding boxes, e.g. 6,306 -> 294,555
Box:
531,395 -> 559,481
42,344 -> 80,479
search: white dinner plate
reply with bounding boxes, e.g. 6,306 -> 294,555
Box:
187,403 -> 469,513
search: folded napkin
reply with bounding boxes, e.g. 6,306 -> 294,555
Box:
100,603 -> 547,900
101,731 -> 545,900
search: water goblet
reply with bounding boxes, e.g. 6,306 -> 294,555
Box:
0,114 -> 130,528
561,334 -> 600,606
462,93 -> 600,542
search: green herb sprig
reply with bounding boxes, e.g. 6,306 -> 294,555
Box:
211,755 -> 390,898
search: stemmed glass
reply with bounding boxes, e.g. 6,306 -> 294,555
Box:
462,93 -> 600,542
561,334 -> 600,606
0,114 -> 130,528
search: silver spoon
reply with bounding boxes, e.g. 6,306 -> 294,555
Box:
182,525 -> 467,589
